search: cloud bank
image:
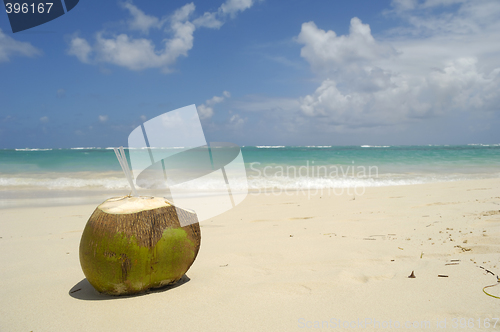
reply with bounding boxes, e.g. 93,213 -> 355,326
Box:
67,0 -> 256,72
0,29 -> 41,63
197,91 -> 231,119
294,0 -> 500,132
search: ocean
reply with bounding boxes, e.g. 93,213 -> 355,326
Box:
1,145 -> 499,195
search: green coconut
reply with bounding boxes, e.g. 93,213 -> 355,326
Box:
79,196 -> 201,295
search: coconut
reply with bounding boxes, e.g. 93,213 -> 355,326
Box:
79,196 -> 201,295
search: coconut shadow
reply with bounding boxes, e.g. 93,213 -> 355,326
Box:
68,274 -> 191,301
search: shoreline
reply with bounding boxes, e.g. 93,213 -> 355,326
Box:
1,177 -> 499,208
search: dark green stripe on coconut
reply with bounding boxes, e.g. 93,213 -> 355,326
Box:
79,196 -> 201,295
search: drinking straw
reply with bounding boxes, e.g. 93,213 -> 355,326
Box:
114,146 -> 138,196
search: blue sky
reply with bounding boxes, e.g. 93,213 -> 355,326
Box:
1,0 -> 500,148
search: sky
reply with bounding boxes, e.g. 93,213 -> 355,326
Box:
1,0 -> 500,148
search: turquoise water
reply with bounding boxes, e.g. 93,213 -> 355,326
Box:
0,145 -> 499,190
243,145 -> 500,173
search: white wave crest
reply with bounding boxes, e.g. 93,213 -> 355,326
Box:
0,177 -> 129,189
15,148 -> 52,151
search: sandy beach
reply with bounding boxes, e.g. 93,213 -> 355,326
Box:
1,179 -> 499,331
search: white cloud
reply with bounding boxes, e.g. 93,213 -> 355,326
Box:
195,0 -> 254,27
428,58 -> 500,112
67,36 -> 92,63
94,31 -> 189,71
193,12 -> 223,29
0,28 -> 41,62
67,1 -> 256,72
387,0 -> 500,36
392,0 -> 466,11
300,76 -> 432,129
297,18 -> 396,76
40,116 -> 49,123
384,1 -> 500,81
220,0 -> 254,17
197,91 -> 231,119
99,115 -> 108,122
171,2 -> 196,22
421,0 -> 466,8
386,0 -> 469,15
68,3 -> 195,72
297,17 -> 400,98
197,105 -> 214,119
229,114 -> 246,127
295,6 -> 500,130
120,1 -> 162,34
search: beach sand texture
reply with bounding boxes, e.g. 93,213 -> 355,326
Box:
0,179 -> 499,331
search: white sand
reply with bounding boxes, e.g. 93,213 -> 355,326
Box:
0,179 -> 499,331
